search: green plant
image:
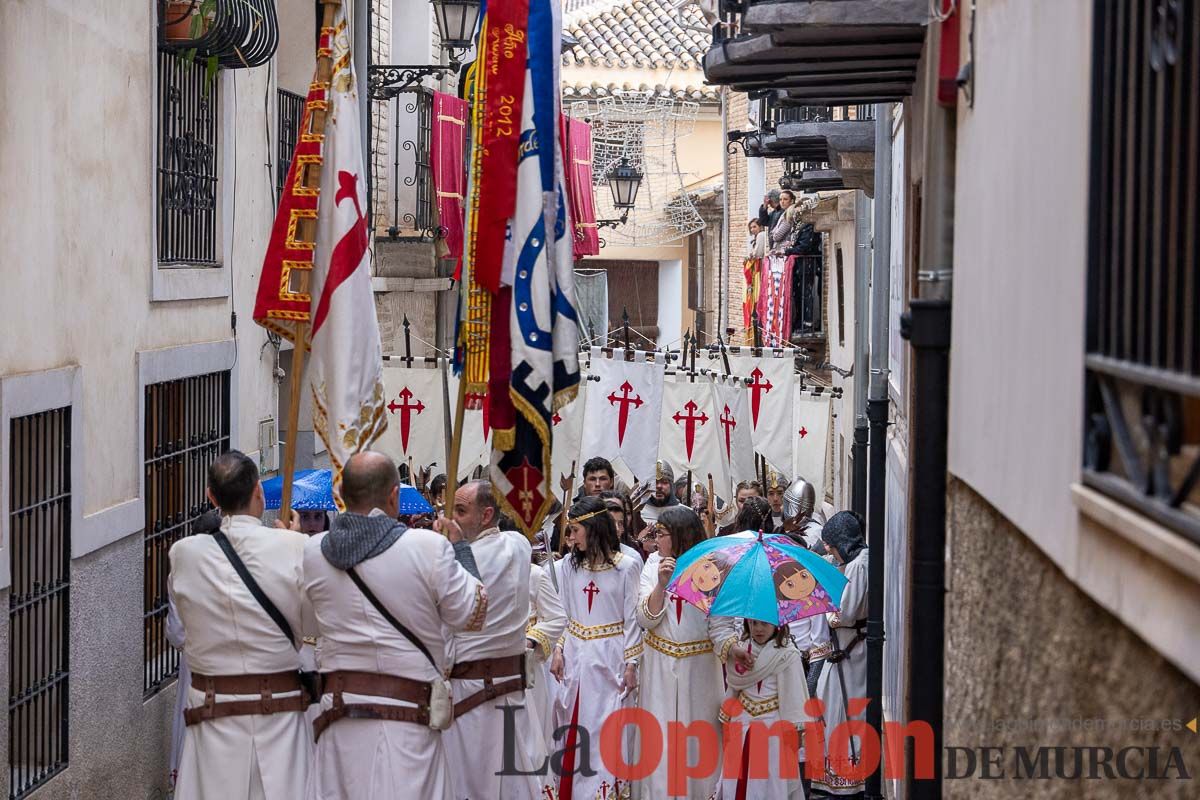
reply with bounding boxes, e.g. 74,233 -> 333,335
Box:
179,0 -> 220,91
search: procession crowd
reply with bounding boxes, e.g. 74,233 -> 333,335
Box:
166,450 -> 869,800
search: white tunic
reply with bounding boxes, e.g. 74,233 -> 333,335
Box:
443,528 -> 541,800
813,549 -> 868,796
552,552 -> 642,800
303,526 -> 486,800
168,514 -> 312,800
525,560 -> 567,766
632,552 -> 728,800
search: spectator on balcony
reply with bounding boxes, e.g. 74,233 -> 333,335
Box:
757,189 -> 783,232
785,220 -> 821,257
747,218 -> 767,260
769,190 -> 799,254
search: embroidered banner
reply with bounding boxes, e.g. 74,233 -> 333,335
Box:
564,117 -> 599,258
756,254 -> 794,347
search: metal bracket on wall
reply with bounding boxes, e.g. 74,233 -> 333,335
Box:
368,64 -> 459,100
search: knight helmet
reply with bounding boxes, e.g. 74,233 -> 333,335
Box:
655,459 -> 675,483
781,476 -> 816,523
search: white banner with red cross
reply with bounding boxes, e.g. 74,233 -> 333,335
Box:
377,365 -> 447,475
712,375 -> 756,498
550,353 -> 587,488
658,377 -> 726,492
580,349 -> 664,483
730,353 -> 795,477
792,388 -> 831,504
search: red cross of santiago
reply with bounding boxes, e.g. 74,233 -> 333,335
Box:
672,400 -> 709,460
583,580 -> 600,613
746,367 -> 773,430
719,404 -> 737,460
387,387 -> 425,452
606,380 -> 644,446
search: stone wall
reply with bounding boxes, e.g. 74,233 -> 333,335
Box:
942,477 -> 1200,798
724,90 -> 750,341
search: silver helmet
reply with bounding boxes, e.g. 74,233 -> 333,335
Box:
781,477 -> 816,523
655,459 -> 675,483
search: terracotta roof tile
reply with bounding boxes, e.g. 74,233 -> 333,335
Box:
562,0 -> 710,70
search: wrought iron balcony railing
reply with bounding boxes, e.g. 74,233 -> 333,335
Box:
368,82 -> 439,243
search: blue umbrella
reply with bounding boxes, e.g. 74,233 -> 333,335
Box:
666,531 -> 848,626
263,469 -> 335,511
263,468 -> 433,515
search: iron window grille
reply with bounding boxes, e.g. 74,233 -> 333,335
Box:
369,85 -> 439,242
277,88 -> 305,204
1083,0 -> 1199,544
8,408 -> 71,799
157,49 -> 220,267
143,371 -> 231,697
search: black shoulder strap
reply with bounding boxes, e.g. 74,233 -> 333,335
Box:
345,567 -> 437,668
211,531 -> 296,648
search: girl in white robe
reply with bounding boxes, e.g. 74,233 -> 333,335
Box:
720,619 -> 812,800
812,511 -> 868,798
526,558 -> 568,767
633,506 -> 732,799
550,497 -> 642,800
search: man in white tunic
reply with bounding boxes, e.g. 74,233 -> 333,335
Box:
169,451 -> 313,800
813,511 -> 868,799
440,480 -> 543,799
304,452 -> 487,800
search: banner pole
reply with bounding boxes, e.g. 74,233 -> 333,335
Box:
280,0 -> 340,525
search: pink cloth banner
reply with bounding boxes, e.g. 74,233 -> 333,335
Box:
431,91 -> 467,262
563,116 -> 600,258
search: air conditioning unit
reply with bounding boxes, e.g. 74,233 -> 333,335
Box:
258,418 -> 278,473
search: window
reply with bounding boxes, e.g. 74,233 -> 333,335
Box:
8,408 -> 70,799
277,88 -> 305,203
835,244 -> 846,346
157,49 -> 220,266
369,84 -> 436,240
143,371 -> 231,696
1083,0 -> 1199,544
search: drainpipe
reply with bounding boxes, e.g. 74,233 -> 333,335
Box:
720,88 -> 730,337
904,17 -> 956,798
851,189 -> 871,518
864,102 -> 892,800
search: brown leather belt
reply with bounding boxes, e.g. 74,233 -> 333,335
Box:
184,671 -> 310,726
312,670 -> 432,741
449,654 -> 526,719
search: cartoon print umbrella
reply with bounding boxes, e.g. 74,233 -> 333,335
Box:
666,531 -> 848,626
264,469 -> 433,515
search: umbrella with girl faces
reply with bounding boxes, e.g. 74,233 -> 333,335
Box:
666,530 -> 847,625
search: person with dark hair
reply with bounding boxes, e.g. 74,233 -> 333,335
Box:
735,479 -> 763,511
728,494 -> 775,536
720,617 -> 813,800
440,480 -> 543,798
812,510 -> 869,799
580,456 -> 615,497
549,496 -> 641,800
634,506 -> 734,800
599,489 -> 644,566
302,452 -> 487,798
167,450 -> 313,799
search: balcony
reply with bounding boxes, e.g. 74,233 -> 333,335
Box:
750,102 -> 875,192
705,0 -> 928,102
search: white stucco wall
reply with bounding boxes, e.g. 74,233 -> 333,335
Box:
0,1 -> 282,538
657,259 -> 683,348
947,0 -> 1092,571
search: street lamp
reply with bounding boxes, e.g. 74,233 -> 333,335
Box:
431,0 -> 481,54
606,158 -> 643,210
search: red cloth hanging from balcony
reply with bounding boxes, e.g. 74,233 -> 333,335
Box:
563,116 -> 600,258
431,91 -> 467,263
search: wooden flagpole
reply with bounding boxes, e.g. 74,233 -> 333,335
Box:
279,0 -> 340,526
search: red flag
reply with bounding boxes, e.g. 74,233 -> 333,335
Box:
431,92 -> 467,262
564,117 -> 600,258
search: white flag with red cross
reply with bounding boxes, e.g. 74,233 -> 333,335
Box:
580,349 -> 664,483
457,380 -> 492,482
550,354 -> 587,488
377,366 -> 446,474
792,388 -> 831,505
730,353 -> 795,478
712,375 -> 756,497
658,377 -> 725,491
306,13 -> 388,493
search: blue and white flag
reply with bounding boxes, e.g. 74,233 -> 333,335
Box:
492,0 -> 582,535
